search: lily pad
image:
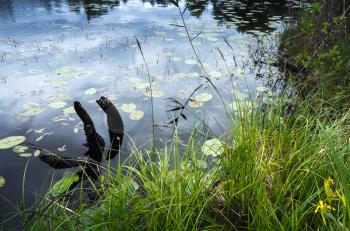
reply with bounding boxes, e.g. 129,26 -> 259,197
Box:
19,106 -> 46,117
209,71 -> 222,78
19,153 -> 32,158
13,145 -> 28,153
185,59 -> 198,65
121,103 -> 136,113
134,82 -> 149,89
56,67 -> 76,78
52,80 -> 68,88
0,136 -> 26,149
194,93 -> 213,102
84,88 -> 97,95
229,101 -> 254,112
256,86 -> 268,92
45,93 -> 68,103
49,101 -> 67,109
49,172 -> 80,196
129,110 -> 144,120
144,90 -> 164,98
202,138 -> 224,157
63,106 -> 75,115
28,69 -> 42,75
188,100 -> 203,108
101,75 -> 115,81
0,176 -> 5,188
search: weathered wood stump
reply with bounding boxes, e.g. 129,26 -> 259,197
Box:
38,96 -> 124,192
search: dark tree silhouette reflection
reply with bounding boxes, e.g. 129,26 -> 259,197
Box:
0,0 -> 305,30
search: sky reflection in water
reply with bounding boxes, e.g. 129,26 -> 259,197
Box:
0,0 -> 305,222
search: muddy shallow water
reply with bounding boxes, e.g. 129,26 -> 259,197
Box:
0,0 -> 305,223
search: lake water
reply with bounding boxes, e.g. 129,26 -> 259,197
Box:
0,0 -> 305,225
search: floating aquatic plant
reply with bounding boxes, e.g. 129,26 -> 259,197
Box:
129,110 -> 144,120
121,103 -> 136,113
0,136 -> 26,149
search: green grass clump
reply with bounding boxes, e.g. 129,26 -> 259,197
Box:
22,96 -> 350,230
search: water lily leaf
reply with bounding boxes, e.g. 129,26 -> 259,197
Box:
19,153 -> 32,158
209,71 -> 222,78
63,106 -> 75,115
144,90 -> 164,98
202,138 -> 224,157
101,76 -> 114,81
28,69 -> 42,75
194,93 -> 213,102
185,59 -> 198,65
134,82 -> 149,89
121,103 -> 136,113
19,107 -> 46,117
49,101 -> 67,109
13,145 -> 28,153
52,80 -> 68,88
188,100 -> 203,108
49,172 -> 80,196
187,72 -> 200,78
228,101 -> 254,112
56,68 -> 76,78
256,86 -> 268,92
84,88 -> 97,95
206,37 -> 218,41
129,110 -> 144,120
0,176 -> 5,188
0,136 -> 26,149
45,93 -> 68,103
18,103 -> 46,117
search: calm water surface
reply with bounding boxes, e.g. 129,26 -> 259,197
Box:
0,0 -> 305,223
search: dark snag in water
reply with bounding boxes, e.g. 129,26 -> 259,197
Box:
96,96 -> 124,160
39,101 -> 106,187
38,97 -> 124,197
74,101 -> 105,163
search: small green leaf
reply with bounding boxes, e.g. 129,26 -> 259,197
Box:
0,136 -> 26,149
195,93 -> 213,102
144,90 -> 164,98
63,106 -> 75,114
185,59 -> 198,65
84,88 -> 97,95
129,110 -> 144,120
13,145 -> 28,153
49,101 -> 67,109
19,153 -> 32,158
202,138 -> 224,157
121,103 -> 136,113
49,172 -> 80,196
0,176 -> 5,188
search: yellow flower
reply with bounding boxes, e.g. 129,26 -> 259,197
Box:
324,177 -> 336,201
315,200 -> 336,213
326,177 -> 335,185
